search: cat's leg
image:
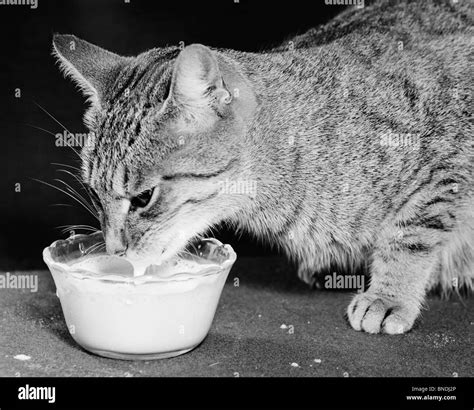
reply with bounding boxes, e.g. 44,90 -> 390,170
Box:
297,261 -> 319,288
347,221 -> 445,334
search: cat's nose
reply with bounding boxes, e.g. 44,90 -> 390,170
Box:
106,241 -> 127,256
105,232 -> 128,256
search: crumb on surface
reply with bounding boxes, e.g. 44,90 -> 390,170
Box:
14,354 -> 31,361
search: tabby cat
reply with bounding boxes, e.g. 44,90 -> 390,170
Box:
52,0 -> 473,334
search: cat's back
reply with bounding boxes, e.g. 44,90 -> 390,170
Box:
280,0 -> 473,51
274,0 -> 473,151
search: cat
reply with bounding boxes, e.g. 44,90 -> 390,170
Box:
52,0 -> 473,335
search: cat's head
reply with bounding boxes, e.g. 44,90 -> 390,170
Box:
52,34 -> 257,264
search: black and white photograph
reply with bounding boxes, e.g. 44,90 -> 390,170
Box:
0,0 -> 472,408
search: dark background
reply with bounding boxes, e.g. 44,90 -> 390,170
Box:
0,0 -> 346,269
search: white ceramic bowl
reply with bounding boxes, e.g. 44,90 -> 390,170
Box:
43,232 -> 236,360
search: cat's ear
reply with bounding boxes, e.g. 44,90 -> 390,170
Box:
168,44 -> 232,126
52,34 -> 126,107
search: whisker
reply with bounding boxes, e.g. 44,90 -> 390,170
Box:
59,224 -> 100,234
33,100 -> 71,134
26,123 -> 81,159
84,242 -> 103,254
55,169 -> 99,213
59,224 -> 99,230
85,242 -> 106,255
32,101 -> 81,158
25,124 -> 57,137
51,162 -> 81,172
187,240 -> 200,256
32,178 -> 99,221
53,178 -> 98,217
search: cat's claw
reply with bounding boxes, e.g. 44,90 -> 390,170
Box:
347,291 -> 419,334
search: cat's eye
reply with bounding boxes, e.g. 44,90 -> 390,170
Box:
131,188 -> 155,209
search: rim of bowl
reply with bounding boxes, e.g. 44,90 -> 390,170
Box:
42,235 -> 237,285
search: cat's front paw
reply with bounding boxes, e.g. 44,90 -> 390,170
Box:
347,291 -> 420,334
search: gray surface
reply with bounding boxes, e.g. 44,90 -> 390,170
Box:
0,257 -> 472,377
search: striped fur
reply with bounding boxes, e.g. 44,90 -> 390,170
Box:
53,0 -> 473,334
